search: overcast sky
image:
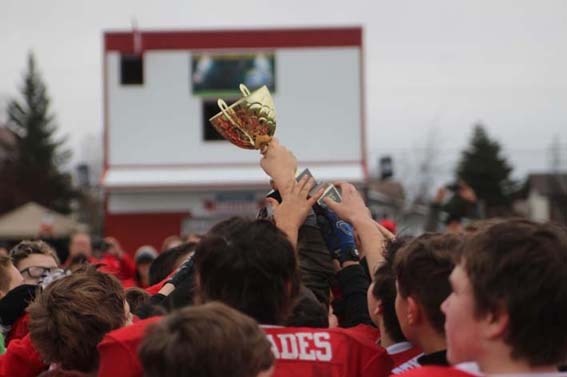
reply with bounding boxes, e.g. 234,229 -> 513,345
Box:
1,0 -> 566,191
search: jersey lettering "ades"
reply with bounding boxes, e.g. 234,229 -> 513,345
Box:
267,332 -> 332,361
263,325 -> 393,377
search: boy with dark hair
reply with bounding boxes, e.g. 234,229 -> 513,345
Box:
139,302 -> 275,377
392,233 -> 462,372
193,219 -> 299,325
367,238 -> 421,369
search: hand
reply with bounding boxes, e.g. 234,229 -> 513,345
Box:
104,237 -> 124,258
323,182 -> 371,225
260,138 -> 297,194
315,206 -> 357,261
266,175 -> 323,237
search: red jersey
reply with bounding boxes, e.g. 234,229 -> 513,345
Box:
264,325 -> 393,377
394,365 -> 476,377
144,278 -> 168,295
97,317 -> 160,377
386,342 -> 422,370
63,254 -> 136,287
98,319 -> 392,377
90,254 -> 136,286
0,334 -> 47,377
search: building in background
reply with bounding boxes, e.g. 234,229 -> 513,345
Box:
102,27 -> 366,253
524,173 -> 567,224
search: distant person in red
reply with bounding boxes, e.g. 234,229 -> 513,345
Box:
133,245 -> 157,288
379,218 -> 397,234
64,232 -> 135,285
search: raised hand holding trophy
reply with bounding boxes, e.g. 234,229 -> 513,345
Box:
209,84 -> 340,205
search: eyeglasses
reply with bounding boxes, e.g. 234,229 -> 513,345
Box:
20,266 -> 61,279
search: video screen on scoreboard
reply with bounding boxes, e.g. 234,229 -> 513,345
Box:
191,53 -> 276,96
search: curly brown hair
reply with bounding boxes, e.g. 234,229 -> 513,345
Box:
10,240 -> 60,269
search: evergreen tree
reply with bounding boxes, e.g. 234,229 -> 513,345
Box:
0,53 -> 74,214
456,123 -> 515,216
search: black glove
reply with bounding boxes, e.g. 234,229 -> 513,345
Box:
166,255 -> 195,287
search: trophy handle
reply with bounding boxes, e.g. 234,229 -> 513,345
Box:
218,99 -> 240,128
239,84 -> 251,97
217,99 -> 256,147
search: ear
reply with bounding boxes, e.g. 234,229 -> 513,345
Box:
407,296 -> 421,326
483,308 -> 509,340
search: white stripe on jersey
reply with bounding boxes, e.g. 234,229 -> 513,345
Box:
390,354 -> 423,375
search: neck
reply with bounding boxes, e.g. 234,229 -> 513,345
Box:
478,344 -> 557,375
415,326 -> 446,354
378,318 -> 396,348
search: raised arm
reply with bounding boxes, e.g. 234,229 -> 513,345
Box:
323,183 -> 391,275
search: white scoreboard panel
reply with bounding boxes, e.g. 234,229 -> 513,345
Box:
103,28 -> 366,188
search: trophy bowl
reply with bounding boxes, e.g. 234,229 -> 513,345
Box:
209,84 -> 277,150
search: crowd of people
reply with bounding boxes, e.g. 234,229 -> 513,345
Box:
0,138 -> 567,377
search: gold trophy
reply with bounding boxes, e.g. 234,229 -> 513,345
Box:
209,84 -> 276,153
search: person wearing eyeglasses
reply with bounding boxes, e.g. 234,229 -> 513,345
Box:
10,240 -> 60,285
0,241 -> 61,347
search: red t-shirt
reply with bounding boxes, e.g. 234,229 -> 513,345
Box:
97,317 -> 161,377
394,365 -> 477,377
97,319 -> 393,377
